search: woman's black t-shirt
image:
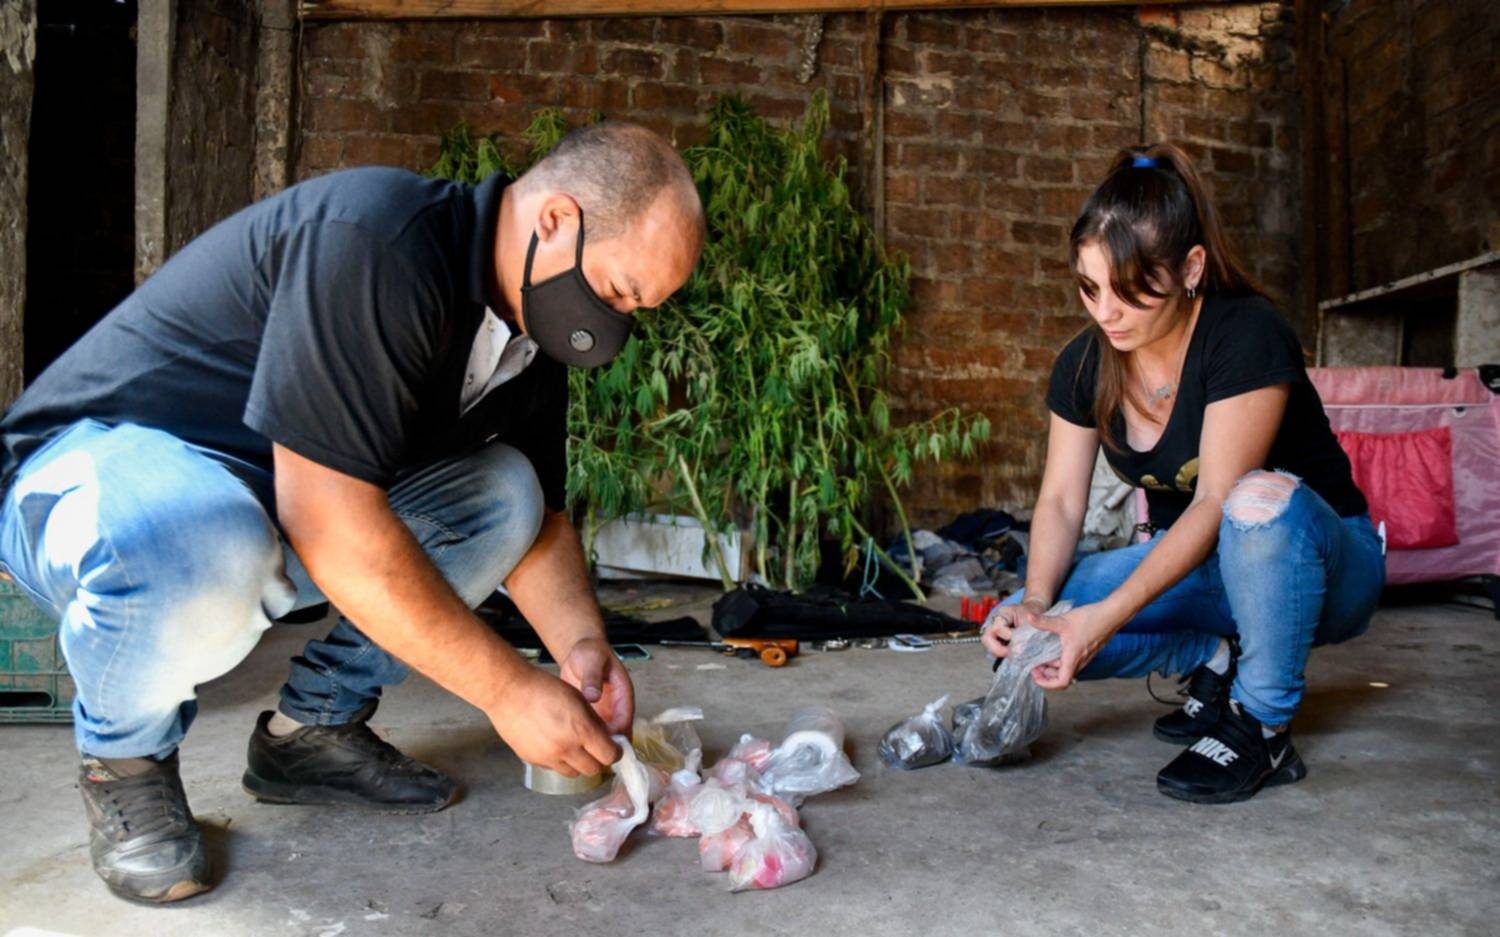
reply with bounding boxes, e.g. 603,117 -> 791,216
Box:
1045,291 -> 1368,529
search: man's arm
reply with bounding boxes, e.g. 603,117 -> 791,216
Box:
272,444 -> 620,776
505,510 -> 636,734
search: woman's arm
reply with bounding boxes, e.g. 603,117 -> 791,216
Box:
1025,414 -> 1101,608
982,414 -> 1098,657
1031,384 -> 1290,688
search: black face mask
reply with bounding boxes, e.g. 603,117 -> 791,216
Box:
520,208 -> 635,369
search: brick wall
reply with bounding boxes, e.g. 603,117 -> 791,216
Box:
1324,0 -> 1500,292
294,4 -> 1299,525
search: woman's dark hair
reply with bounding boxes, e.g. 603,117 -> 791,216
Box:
1068,142 -> 1262,450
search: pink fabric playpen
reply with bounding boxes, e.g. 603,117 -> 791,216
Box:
1307,366 -> 1500,588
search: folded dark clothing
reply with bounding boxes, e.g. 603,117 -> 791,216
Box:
712,582 -> 964,639
936,508 -> 1021,549
476,593 -> 708,649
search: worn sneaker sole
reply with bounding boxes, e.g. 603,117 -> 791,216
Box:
241,773 -> 457,815
1156,754 -> 1309,805
105,876 -> 213,906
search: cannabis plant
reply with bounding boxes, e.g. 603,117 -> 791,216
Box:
430,93 -> 988,595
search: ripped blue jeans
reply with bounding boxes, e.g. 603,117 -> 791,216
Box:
1007,471 -> 1385,726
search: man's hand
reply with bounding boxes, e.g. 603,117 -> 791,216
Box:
559,636 -> 635,735
1030,602 -> 1118,690
488,666 -> 621,777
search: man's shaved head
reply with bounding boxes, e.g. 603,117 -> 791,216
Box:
515,121 -> 704,249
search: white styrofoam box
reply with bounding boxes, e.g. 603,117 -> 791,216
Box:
592,514 -> 750,583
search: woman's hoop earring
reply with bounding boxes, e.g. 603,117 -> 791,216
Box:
1187,285 -> 1198,299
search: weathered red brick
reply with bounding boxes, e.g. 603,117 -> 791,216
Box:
593,17 -> 656,43
632,82 -> 701,111
454,36 -> 528,69
306,97 -> 389,134
602,48 -> 664,78
341,134 -> 414,168
698,58 -> 762,86
657,18 -> 724,50
419,69 -> 490,102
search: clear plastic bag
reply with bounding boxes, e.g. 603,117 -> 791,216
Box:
878,694 -> 954,770
631,706 -> 705,775
727,802 -> 818,892
707,734 -> 773,786
569,736 -> 663,863
955,605 -> 1067,766
951,696 -> 982,738
648,749 -> 703,838
757,706 -> 861,805
699,814 -> 754,872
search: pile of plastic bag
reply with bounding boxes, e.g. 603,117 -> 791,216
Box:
568,704 -> 857,892
878,602 -> 1068,770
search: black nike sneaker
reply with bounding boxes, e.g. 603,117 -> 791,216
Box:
1153,638 -> 1239,744
243,706 -> 457,813
79,752 -> 212,903
1156,699 -> 1307,804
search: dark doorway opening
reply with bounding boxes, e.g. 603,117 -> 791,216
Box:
24,0 -> 138,383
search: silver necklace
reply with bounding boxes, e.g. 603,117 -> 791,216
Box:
1136,296 -> 1198,407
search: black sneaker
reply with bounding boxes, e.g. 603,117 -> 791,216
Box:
79,752 -> 212,903
1153,639 -> 1239,744
1157,699 -> 1307,804
243,707 -> 457,814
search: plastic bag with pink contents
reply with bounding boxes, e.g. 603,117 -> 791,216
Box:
569,737 -> 666,863
728,802 -> 818,892
648,750 -> 703,838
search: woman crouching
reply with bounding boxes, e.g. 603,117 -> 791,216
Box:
981,143 -> 1385,804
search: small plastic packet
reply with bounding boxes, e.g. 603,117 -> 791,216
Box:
951,697 -> 982,738
687,778 -> 748,837
727,802 -> 818,892
725,734 -> 775,773
699,814 -> 754,872
703,733 -> 774,788
878,694 -> 954,770
632,706 -> 705,775
758,706 -> 860,804
955,604 -> 1068,766
569,736 -> 663,863
648,749 -> 703,838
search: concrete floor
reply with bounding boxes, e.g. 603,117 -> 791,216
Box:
1,594 -> 1497,937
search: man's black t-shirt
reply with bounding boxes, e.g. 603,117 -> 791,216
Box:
0,167 -> 568,509
1046,292 -> 1367,528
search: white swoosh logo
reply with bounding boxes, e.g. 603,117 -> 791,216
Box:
1269,749 -> 1286,770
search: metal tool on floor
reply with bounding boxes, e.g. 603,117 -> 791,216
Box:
658,637 -> 799,667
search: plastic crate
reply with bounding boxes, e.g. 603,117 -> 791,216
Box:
0,573 -> 74,723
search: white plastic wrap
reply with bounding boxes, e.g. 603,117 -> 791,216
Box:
878,694 -> 954,770
569,736 -> 661,863
727,802 -> 818,892
757,705 -> 861,804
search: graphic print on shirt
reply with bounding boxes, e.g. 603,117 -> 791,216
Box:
1140,457 -> 1200,494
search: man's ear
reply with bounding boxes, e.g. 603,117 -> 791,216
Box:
535,193 -> 580,243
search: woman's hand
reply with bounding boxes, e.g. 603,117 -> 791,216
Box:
979,596 -> 1053,659
1029,602 -> 1119,689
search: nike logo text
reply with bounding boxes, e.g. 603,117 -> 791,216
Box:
1189,737 -> 1239,766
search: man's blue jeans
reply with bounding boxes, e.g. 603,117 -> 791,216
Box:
1006,473 -> 1385,727
0,419 -> 545,759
